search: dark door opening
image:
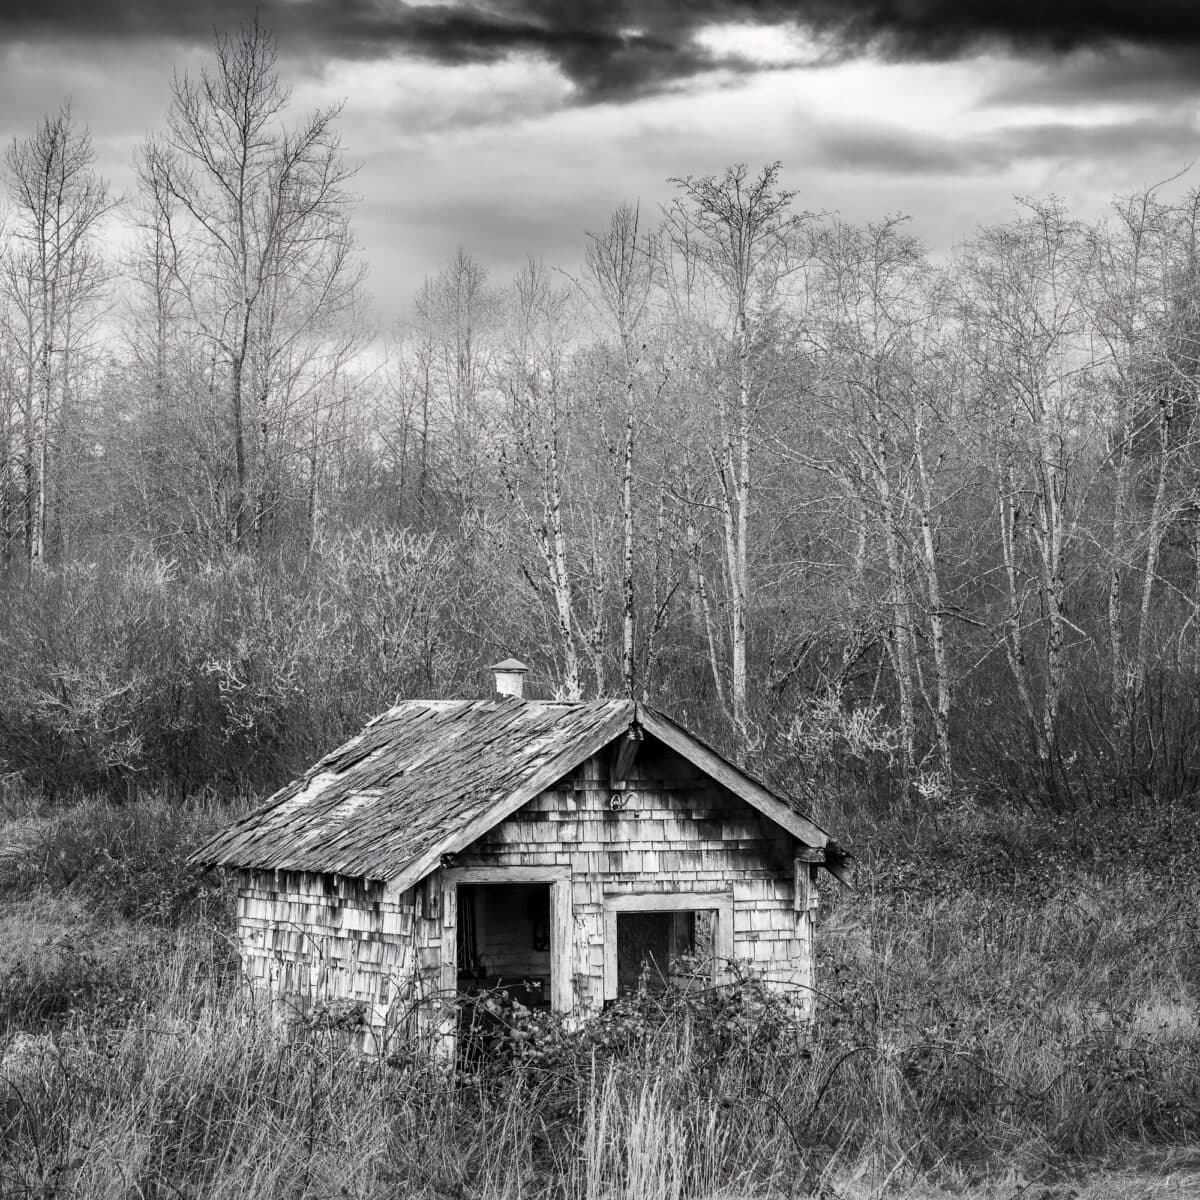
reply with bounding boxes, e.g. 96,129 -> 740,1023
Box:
456,882 -> 552,1009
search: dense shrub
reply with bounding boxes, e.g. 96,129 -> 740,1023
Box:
0,793 -> 237,926
0,536 -> 474,798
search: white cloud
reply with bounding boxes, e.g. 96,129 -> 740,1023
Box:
691,21 -> 824,67
2,37 -> 1197,327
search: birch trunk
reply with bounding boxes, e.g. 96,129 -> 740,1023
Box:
840,486 -> 869,685
913,420 -> 952,778
583,204 -> 654,698
22,327 -> 35,559
666,165 -> 801,747
998,442 -> 1045,758
229,350 -> 248,544
731,301 -> 751,735
305,412 -> 320,552
545,424 -> 581,699
621,381 -> 635,696
869,436 -> 916,776
1108,411 -> 1131,736
1131,393 -> 1173,696
687,511 -> 727,714
641,484 -> 677,700
589,541 -> 607,696
1030,402 -> 1067,763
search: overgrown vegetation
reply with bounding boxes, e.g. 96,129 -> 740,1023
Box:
5,23 -> 1200,819
1,791 -> 1198,1198
3,17 -> 1200,1199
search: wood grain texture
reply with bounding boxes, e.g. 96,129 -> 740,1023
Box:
551,878 -> 573,1013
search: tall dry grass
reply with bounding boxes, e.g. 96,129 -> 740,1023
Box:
1,793 -> 1199,1197
0,939 -> 779,1199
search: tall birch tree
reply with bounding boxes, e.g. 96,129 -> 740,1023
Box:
496,260 -> 584,699
581,203 -> 659,696
806,218 -> 955,781
957,201 -> 1097,787
1,105 -> 110,566
665,163 -> 805,740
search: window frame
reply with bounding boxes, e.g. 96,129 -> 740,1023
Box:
602,890 -> 734,1001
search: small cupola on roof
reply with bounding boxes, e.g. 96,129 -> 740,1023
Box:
491,657 -> 529,699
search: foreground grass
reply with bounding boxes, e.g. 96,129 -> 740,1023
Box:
0,792 -> 1198,1197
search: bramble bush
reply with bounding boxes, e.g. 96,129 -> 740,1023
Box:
457,964 -> 807,1083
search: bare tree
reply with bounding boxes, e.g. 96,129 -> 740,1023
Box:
957,200 -> 1098,786
1,105 -> 111,566
496,259 -> 584,699
664,163 -> 807,740
581,203 -> 660,696
401,277 -> 440,527
436,247 -> 494,509
386,252 -> 498,534
805,218 -> 956,782
1084,188 -> 1184,749
139,19 -> 363,548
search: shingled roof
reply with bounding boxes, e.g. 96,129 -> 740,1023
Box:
193,698 -> 831,889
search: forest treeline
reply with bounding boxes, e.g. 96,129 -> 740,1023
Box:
2,22 -> 1199,811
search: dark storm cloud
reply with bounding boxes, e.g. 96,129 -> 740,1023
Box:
983,45 -> 1200,107
6,0 -> 1200,102
812,127 -> 1002,176
1003,117 -> 1200,160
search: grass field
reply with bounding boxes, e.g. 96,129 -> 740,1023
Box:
1,788 -> 1198,1198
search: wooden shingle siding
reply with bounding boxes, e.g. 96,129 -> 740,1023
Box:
452,740 -> 814,1015
223,711 -> 828,1047
236,867 -> 445,1048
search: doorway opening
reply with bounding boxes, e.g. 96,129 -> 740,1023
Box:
456,882 -> 552,1009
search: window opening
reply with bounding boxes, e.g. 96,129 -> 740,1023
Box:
603,892 -> 733,1004
616,911 -> 704,994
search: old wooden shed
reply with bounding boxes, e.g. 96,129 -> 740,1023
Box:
194,663 -> 844,1051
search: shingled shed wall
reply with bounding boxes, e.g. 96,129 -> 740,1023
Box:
235,869 -> 444,1046
233,732 -> 818,1043
448,735 -> 817,1015
207,699 -> 833,1050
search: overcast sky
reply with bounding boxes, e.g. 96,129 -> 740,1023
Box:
2,1 -> 1200,324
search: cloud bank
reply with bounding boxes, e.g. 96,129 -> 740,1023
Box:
5,1 -> 1200,102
